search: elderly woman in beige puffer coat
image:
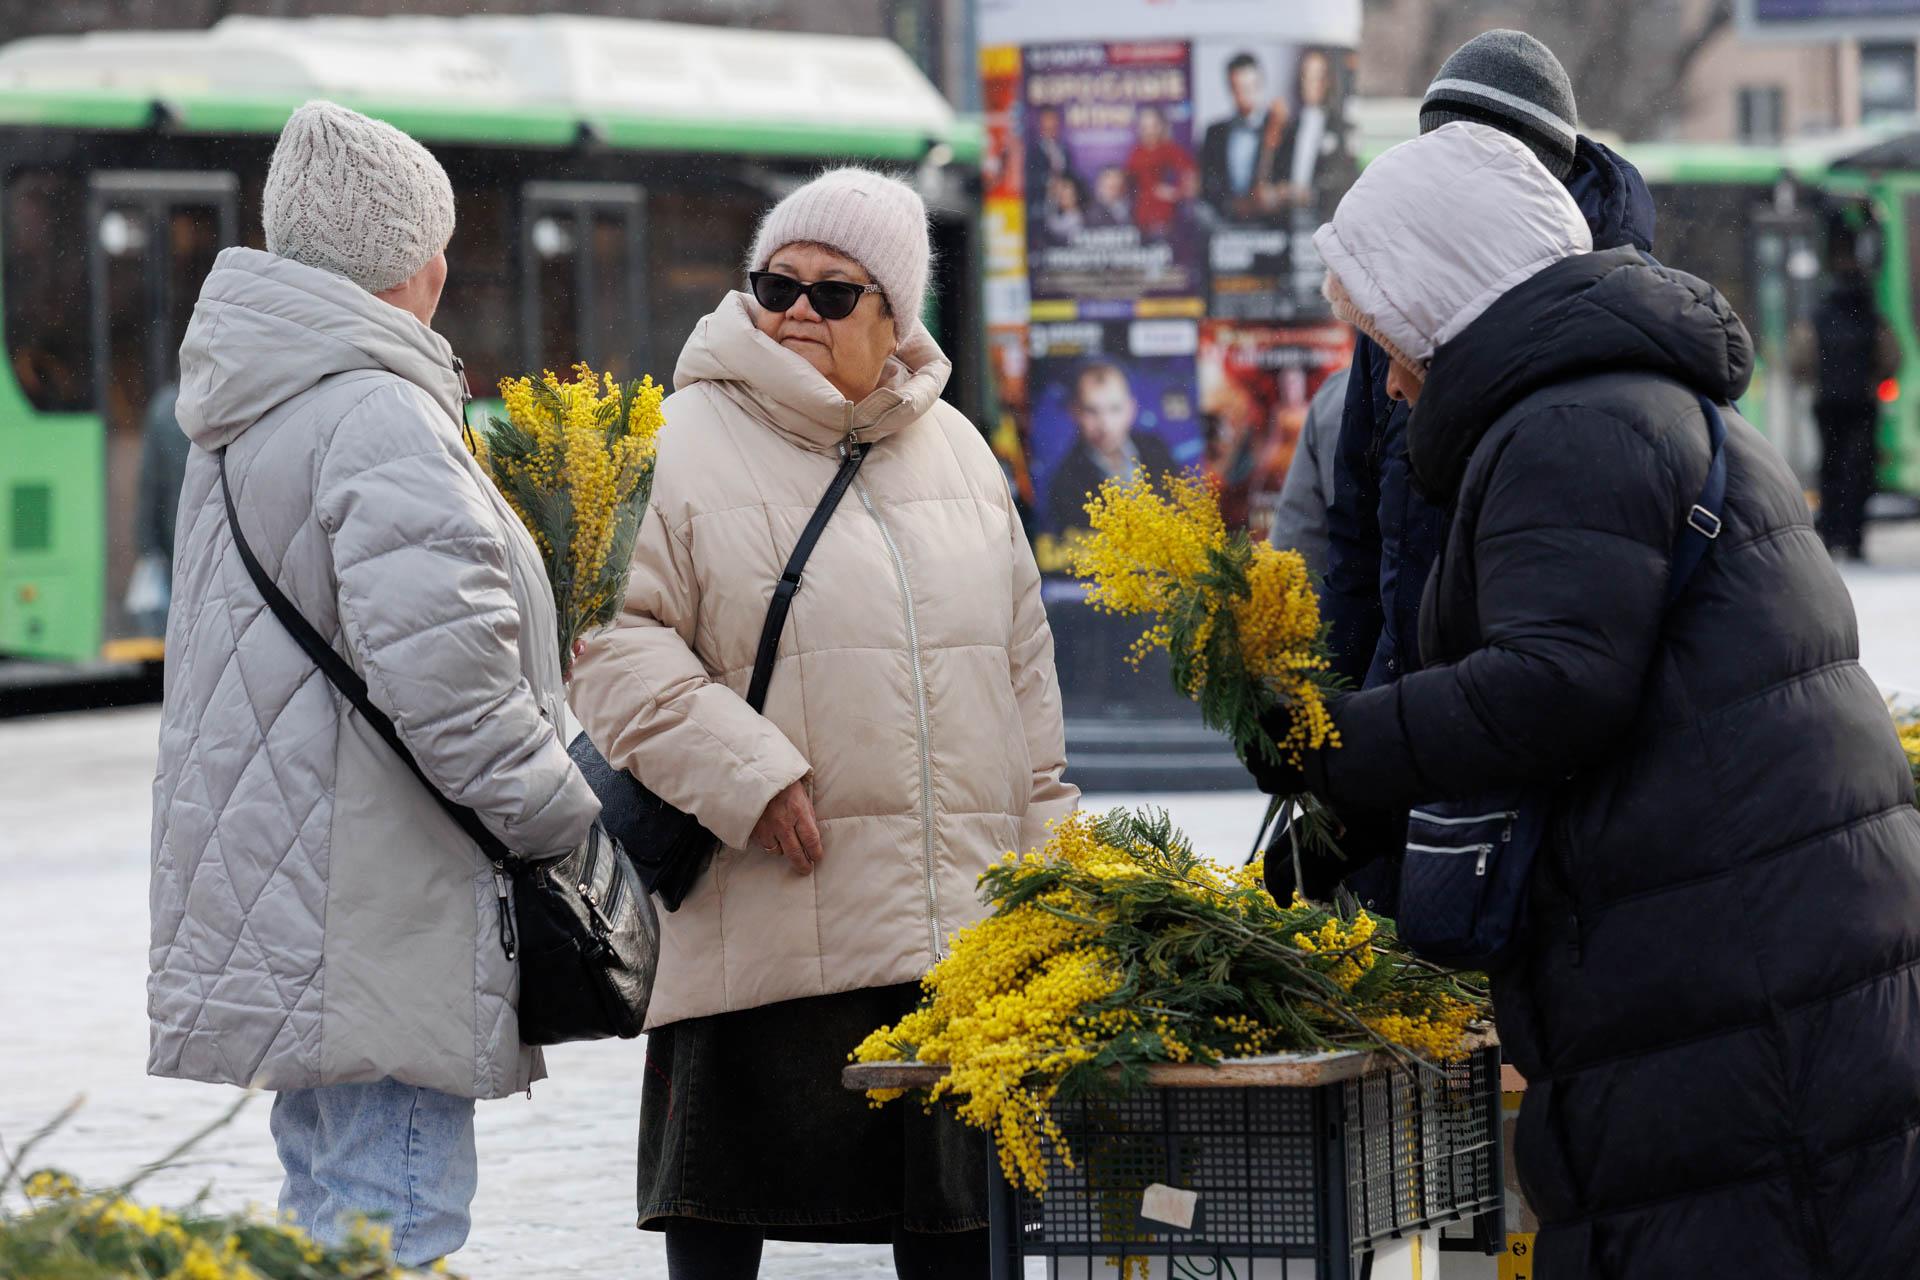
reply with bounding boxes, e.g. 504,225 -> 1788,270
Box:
569,168 -> 1076,1277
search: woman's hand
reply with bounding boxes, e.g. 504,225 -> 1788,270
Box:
751,780 -> 824,875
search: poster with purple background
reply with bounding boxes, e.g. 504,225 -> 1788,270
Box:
1027,319 -> 1205,541
1023,40 -> 1204,307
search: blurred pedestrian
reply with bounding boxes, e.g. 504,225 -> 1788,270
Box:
125,381 -> 188,638
1315,28 -> 1661,914
149,100 -> 598,1267
1266,364 -> 1348,579
568,167 -> 1077,1279
1255,119 -> 1920,1280
1802,225 -> 1895,560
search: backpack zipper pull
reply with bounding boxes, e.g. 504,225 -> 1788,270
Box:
492,861 -> 517,961
1474,844 -> 1492,876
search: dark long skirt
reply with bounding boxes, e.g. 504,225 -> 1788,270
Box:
636,982 -> 988,1243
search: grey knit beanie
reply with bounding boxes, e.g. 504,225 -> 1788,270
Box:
1420,30 -> 1578,181
748,168 -> 930,340
263,100 -> 456,295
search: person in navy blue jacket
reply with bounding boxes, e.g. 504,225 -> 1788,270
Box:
1312,31 -> 1659,912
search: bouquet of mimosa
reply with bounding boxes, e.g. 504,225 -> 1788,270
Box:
467,363 -> 665,678
1069,471 -> 1343,860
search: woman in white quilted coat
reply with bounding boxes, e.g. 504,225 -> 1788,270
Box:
149,103 -> 598,1267
569,168 -> 1077,1277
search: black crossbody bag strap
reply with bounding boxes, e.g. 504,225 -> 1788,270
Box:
1664,394 -> 1730,608
745,442 -> 870,712
217,448 -> 513,865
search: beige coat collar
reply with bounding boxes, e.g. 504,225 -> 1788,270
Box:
672,291 -> 953,452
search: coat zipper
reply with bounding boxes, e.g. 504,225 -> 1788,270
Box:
845,416 -> 942,960
1407,809 -> 1518,827
1405,841 -> 1495,874
492,862 -> 517,961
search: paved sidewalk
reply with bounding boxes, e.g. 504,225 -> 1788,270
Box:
0,705 -> 1267,1276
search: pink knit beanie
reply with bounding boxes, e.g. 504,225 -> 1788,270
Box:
748,167 -> 930,340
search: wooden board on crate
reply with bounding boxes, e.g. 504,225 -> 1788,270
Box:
842,1026 -> 1499,1092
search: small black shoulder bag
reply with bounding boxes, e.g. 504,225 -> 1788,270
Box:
570,442 -> 872,912
218,448 -> 655,1046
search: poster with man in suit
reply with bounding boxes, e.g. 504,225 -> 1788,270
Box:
1195,41 -> 1357,321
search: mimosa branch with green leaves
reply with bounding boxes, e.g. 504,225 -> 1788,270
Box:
467,363 -> 665,678
1068,471 -> 1345,860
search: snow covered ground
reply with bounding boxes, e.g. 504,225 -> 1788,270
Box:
2,526 -> 1916,1276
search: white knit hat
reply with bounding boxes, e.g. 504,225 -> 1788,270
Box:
748,168 -> 930,340
263,100 -> 456,295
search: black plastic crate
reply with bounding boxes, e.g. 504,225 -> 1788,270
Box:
987,1046 -> 1503,1279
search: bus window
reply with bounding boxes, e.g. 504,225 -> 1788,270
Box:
521,182 -> 645,381
436,182 -> 514,396
530,209 -> 580,375
590,210 -> 640,383
1905,194 -> 1920,342
1649,183 -> 1762,327
647,186 -> 763,366
86,172 -> 237,646
5,171 -> 92,412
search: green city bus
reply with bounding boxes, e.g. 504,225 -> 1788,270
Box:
1627,132 -> 1920,504
0,14 -> 983,667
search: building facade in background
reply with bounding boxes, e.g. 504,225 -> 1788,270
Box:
1355,0 -> 1917,142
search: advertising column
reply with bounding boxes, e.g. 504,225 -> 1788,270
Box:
977,0 -> 1363,756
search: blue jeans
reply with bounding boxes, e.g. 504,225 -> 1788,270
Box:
270,1079 -> 478,1267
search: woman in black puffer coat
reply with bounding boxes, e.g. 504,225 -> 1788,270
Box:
1258,121 -> 1920,1279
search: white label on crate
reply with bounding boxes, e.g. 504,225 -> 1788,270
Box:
1139,1182 -> 1200,1230
1022,1258 -> 1049,1280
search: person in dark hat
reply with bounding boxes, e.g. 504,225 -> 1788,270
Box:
1306,29 -> 1661,914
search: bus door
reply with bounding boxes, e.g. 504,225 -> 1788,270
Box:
86,171 -> 237,654
1752,202 -> 1823,486
519,183 -> 648,386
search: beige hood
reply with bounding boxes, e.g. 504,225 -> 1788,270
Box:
572,295 -> 1075,1027
673,291 -> 953,452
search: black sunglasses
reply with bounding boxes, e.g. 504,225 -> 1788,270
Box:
749,270 -> 883,321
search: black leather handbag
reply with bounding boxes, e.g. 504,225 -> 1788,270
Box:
218,449 -> 655,1046
572,442 -> 871,912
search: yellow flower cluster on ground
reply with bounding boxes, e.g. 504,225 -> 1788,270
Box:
3,1164 -> 437,1279
469,363 -> 665,677
1068,470 -> 1339,771
853,809 -> 1491,1197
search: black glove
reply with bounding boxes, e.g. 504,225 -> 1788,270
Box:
1245,700 -> 1340,798
1258,794 -> 1405,906
1243,738 -> 1307,797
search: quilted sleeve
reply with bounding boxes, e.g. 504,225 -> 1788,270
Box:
568,496 -> 811,852
1320,407 -> 1676,811
1007,492 -> 1080,853
314,382 -> 598,860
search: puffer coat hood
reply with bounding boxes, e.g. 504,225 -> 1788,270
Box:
1314,121 -> 1591,369
176,247 -> 464,450
151,247 -> 599,1099
570,294 -> 1077,1028
1318,132 -> 1663,820
1565,134 -> 1657,255
1306,247 -> 1920,1277
1412,246 -> 1754,502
